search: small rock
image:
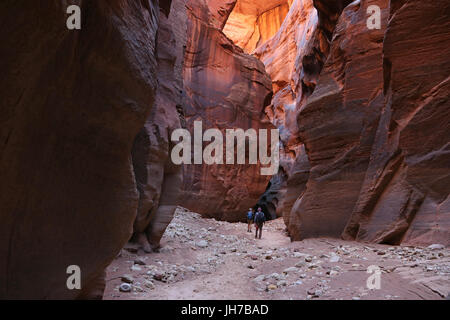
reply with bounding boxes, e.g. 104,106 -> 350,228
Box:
123,245 -> 138,253
307,289 -> 322,297
144,280 -> 155,289
134,258 -> 146,265
277,280 -> 287,287
153,272 -> 165,281
269,272 -> 283,280
134,285 -> 144,292
196,240 -> 208,248
254,275 -> 266,282
293,252 -> 306,258
283,267 -> 298,274
329,255 -> 340,263
327,270 -> 338,276
131,265 -> 142,272
294,280 -> 303,285
121,274 -> 134,284
267,284 -> 277,290
427,244 -> 445,250
305,256 -> 313,263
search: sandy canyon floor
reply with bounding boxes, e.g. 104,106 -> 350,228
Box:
104,207 -> 449,300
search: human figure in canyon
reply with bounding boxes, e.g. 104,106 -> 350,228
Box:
247,208 -> 254,232
254,207 -> 266,239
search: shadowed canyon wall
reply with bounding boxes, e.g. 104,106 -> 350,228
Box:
0,0 -> 177,299
131,5 -> 184,254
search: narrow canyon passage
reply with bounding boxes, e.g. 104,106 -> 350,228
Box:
1,0 -> 448,300
104,208 -> 449,300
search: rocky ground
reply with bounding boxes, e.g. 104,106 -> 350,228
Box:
104,207 -> 449,300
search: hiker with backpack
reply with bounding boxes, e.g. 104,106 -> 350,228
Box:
254,207 -> 266,239
246,208 -> 254,232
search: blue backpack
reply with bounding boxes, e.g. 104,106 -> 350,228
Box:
247,211 -> 253,219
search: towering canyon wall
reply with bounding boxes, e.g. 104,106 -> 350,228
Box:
252,0 -> 318,220
178,0 -> 275,221
224,0 -> 449,245
226,0 -> 353,220
291,0 -> 389,239
343,0 -> 450,245
131,6 -> 184,253
289,0 -> 450,246
0,0 -> 177,299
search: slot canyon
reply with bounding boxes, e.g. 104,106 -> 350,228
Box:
0,0 -> 449,300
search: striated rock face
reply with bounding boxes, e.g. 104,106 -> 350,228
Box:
227,0 -> 449,246
178,0 -> 274,222
0,0 -> 173,299
286,0 -> 449,246
207,0 -> 238,30
131,7 -> 184,253
253,0 -> 318,219
343,0 -> 450,246
252,0 -> 352,220
290,0 -> 389,239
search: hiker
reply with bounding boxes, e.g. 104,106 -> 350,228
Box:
254,207 -> 266,239
246,208 -> 254,232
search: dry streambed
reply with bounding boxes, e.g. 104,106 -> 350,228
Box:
104,208 -> 449,300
